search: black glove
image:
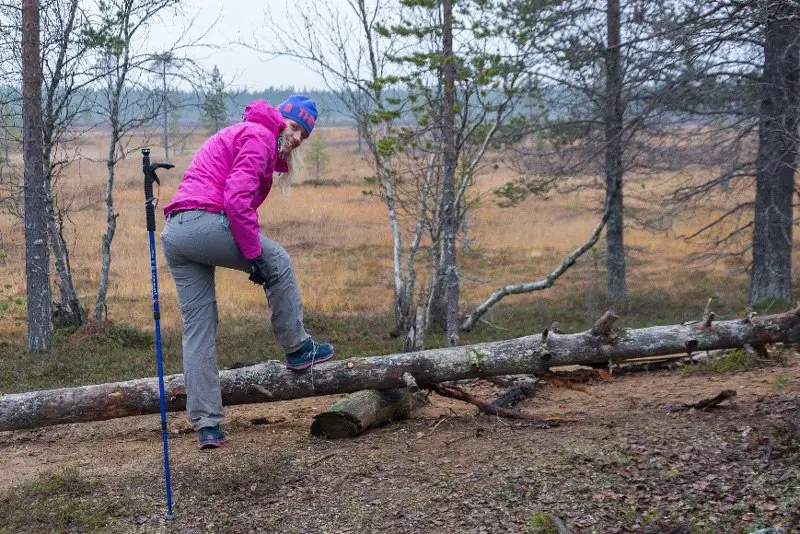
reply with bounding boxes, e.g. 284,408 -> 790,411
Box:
249,256 -> 270,286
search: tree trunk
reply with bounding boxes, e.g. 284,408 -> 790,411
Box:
750,0 -> 799,305
162,60 -> 169,161
310,388 -> 420,438
441,0 -> 459,347
41,0 -> 84,328
93,143 -> 118,320
44,175 -> 86,326
22,0 -> 52,352
2,308 -> 800,431
605,0 -> 627,309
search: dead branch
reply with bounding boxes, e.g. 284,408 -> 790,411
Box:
666,389 -> 737,413
432,383 -> 575,424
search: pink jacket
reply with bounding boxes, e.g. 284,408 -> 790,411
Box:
163,99 -> 289,260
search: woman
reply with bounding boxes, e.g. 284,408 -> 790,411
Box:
160,95 -> 334,449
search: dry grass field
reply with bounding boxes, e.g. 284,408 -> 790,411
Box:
0,125 -> 782,341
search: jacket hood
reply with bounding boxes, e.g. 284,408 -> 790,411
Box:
242,99 -> 286,137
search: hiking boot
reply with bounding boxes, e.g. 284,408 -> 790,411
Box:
198,425 -> 227,450
285,338 -> 335,372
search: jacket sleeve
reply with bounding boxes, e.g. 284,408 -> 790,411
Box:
223,129 -> 275,260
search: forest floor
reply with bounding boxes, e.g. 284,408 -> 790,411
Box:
1,352 -> 798,534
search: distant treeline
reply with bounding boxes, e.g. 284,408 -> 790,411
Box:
108,87 -> 354,128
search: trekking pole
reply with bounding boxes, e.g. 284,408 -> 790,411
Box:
142,148 -> 176,520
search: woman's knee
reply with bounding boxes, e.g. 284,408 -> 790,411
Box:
269,248 -> 294,281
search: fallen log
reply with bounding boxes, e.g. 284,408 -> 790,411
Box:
2,307 -> 800,431
310,388 -> 423,438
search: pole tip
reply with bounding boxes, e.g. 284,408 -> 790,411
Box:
166,512 -> 175,521
142,148 -> 151,155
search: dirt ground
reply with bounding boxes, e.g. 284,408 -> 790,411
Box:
1,358 -> 799,534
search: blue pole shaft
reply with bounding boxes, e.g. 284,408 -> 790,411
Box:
148,228 -> 175,519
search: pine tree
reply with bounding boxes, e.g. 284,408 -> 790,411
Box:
306,133 -> 329,180
201,65 -> 228,134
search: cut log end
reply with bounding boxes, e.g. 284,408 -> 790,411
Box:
310,388 -> 419,439
310,412 -> 363,439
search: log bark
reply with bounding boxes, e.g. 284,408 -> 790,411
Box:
310,388 -> 420,438
2,308 -> 800,431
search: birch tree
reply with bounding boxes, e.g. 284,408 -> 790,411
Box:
1,0 -> 98,327
383,0 -> 530,344
250,0 -> 409,338
83,0 -> 180,321
42,0 -> 95,327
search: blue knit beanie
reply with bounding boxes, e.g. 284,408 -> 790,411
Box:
278,95 -> 317,136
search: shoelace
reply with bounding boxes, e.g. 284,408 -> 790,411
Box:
309,339 -> 318,390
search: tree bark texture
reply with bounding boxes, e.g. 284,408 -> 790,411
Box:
48,202 -> 86,325
604,0 -> 627,308
22,0 -> 52,352
310,388 -> 419,438
441,0 -> 459,347
750,0 -> 799,305
162,59 -> 169,161
93,148 -> 118,320
2,309 -> 800,431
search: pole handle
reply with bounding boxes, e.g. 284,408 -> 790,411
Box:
142,149 -> 174,232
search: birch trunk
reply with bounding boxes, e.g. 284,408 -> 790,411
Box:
93,136 -> 118,320
2,308 -> 799,431
41,0 -> 85,328
45,172 -> 86,326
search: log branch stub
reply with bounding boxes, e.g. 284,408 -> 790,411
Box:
701,298 -> 713,324
402,372 -> 420,393
701,298 -> 715,328
590,310 -> 619,336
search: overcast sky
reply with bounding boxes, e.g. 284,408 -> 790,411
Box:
148,0 -> 334,91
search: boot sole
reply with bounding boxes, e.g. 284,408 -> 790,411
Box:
198,438 -> 227,450
286,352 -> 335,372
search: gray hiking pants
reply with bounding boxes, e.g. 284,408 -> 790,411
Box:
161,209 -> 309,430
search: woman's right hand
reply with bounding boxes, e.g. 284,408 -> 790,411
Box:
248,256 -> 270,286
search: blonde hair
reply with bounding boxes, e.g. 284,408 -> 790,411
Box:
276,146 -> 304,196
